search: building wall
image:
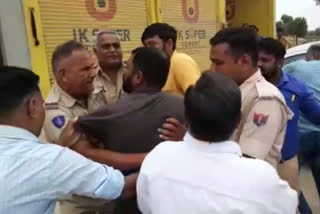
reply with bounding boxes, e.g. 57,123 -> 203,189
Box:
0,0 -> 31,68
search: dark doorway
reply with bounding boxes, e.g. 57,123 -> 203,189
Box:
0,35 -> 4,66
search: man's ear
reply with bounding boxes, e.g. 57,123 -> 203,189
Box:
133,70 -> 143,86
278,58 -> 284,68
26,93 -> 43,119
239,54 -> 251,66
135,70 -> 144,85
165,39 -> 174,51
57,68 -> 67,82
26,95 -> 38,118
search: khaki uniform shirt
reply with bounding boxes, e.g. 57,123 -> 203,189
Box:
43,82 -> 106,145
96,69 -> 124,104
43,83 -> 112,214
231,70 -> 292,168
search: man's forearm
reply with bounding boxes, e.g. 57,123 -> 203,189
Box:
84,149 -> 147,171
122,173 -> 139,199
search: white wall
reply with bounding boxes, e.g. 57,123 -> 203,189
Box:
0,0 -> 31,68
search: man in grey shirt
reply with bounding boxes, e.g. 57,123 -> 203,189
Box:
77,47 -> 184,166
75,47 -> 185,213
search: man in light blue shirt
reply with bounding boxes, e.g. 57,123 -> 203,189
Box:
0,66 -> 136,214
283,45 -> 320,214
283,45 -> 320,134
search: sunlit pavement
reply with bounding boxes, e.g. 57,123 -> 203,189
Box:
300,166 -> 320,213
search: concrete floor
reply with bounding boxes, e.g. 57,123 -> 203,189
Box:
300,166 -> 319,213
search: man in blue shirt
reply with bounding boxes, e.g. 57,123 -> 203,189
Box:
283,44 -> 320,214
0,66 -> 136,214
257,38 -> 320,197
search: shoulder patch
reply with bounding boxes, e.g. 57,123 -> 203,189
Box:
253,112 -> 269,127
52,115 -> 66,129
45,102 -> 59,110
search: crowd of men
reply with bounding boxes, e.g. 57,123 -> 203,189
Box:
0,23 -> 319,214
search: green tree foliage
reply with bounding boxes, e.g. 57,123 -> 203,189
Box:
287,17 -> 308,38
278,15 -> 308,38
281,15 -> 294,24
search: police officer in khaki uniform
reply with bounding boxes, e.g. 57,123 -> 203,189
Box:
43,40 -> 113,214
94,31 -> 125,104
44,82 -> 106,144
209,28 -> 291,168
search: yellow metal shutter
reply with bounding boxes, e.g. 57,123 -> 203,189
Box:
226,0 -> 275,37
23,0 -> 51,97
37,0 -> 149,85
158,0 -> 219,71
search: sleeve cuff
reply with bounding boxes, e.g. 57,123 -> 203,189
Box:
95,165 -> 125,200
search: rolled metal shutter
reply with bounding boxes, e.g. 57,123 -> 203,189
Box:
158,0 -> 219,71
37,0 -> 149,84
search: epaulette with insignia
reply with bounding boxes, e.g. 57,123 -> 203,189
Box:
44,102 -> 59,110
255,79 -> 274,100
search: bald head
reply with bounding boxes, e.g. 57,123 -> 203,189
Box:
306,45 -> 320,61
94,31 -> 123,70
51,40 -> 98,100
52,40 -> 87,73
95,31 -> 119,47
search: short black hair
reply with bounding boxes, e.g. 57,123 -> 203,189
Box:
307,44 -> 320,60
0,66 -> 40,119
210,28 -> 259,66
52,40 -> 87,73
185,71 -> 241,142
258,37 -> 286,60
131,47 -> 170,89
141,23 -> 177,50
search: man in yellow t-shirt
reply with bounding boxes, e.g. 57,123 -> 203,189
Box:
141,23 -> 201,95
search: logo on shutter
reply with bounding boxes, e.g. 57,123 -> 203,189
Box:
86,0 -> 116,21
182,0 -> 199,23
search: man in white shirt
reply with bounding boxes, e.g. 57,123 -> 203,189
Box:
137,71 -> 298,214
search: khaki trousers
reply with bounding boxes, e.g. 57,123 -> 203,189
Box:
278,155 -> 300,193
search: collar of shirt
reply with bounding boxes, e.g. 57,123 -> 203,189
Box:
46,83 -> 77,108
0,125 -> 39,143
276,70 -> 290,88
98,69 -> 124,100
277,70 -> 307,96
171,50 -> 178,59
239,69 -> 263,101
132,88 -> 161,94
183,132 -> 242,156
92,79 -> 105,95
98,68 -> 124,85
240,69 -> 262,90
47,83 -> 92,108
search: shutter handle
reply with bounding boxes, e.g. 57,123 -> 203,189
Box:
30,8 -> 40,46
